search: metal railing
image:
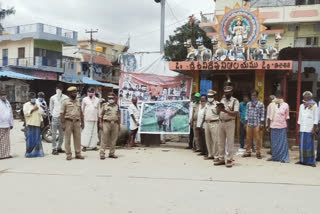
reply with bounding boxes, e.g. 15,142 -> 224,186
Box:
0,57 -> 62,68
200,12 -> 215,23
0,23 -> 77,40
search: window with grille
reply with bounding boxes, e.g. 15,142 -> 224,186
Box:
18,47 -> 25,59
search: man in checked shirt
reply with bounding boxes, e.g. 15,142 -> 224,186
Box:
242,89 -> 265,159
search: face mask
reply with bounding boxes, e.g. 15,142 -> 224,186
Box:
38,98 -> 44,102
1,95 -> 6,100
31,98 -> 36,103
88,92 -> 94,98
70,95 -> 77,100
56,89 -> 62,96
208,98 -> 214,102
108,99 -> 114,104
251,97 -> 257,102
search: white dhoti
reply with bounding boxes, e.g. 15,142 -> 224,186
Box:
81,121 -> 98,148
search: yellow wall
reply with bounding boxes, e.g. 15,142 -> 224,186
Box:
78,40 -> 126,61
0,38 -> 34,66
266,23 -> 320,50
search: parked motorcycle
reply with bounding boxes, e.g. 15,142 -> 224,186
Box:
19,109 -> 59,143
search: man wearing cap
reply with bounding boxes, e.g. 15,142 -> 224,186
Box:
202,89 -> 220,161
61,86 -> 85,160
99,92 -> 120,159
190,92 -> 201,151
0,89 -> 13,159
215,85 -> 239,168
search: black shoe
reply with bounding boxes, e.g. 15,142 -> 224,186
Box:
185,146 -> 192,149
57,148 -> 65,153
52,150 -> 59,155
316,158 -> 320,162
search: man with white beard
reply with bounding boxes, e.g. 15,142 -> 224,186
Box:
49,84 -> 68,155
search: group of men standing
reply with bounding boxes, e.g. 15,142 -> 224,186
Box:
190,85 -> 240,168
59,86 -> 121,160
189,85 -> 320,167
0,85 -> 121,161
1,83 -> 320,166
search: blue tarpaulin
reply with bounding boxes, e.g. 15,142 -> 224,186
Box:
83,77 -> 118,89
0,70 -> 42,80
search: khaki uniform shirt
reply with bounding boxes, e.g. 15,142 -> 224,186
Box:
205,101 -> 219,121
61,98 -> 81,120
220,97 -> 239,121
100,103 -> 120,121
192,103 -> 200,121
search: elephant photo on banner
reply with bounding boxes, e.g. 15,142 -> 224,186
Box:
139,101 -> 190,134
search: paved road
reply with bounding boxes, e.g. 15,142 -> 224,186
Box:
1,121 -> 319,214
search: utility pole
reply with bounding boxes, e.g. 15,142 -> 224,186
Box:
155,0 -> 166,54
85,29 -> 98,79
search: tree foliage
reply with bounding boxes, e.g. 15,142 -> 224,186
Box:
0,5 -> 15,32
164,20 -> 212,61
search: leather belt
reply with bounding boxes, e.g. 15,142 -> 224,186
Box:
65,118 -> 80,122
207,120 -> 219,123
221,119 -> 235,123
104,120 -> 119,124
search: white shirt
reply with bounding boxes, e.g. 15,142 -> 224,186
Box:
0,99 -> 13,128
82,96 -> 100,122
196,104 -> 206,128
49,94 -> 68,118
318,101 -> 320,124
298,103 -> 318,132
128,103 -> 140,130
36,98 -> 47,117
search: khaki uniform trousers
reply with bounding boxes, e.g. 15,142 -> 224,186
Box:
246,126 -> 262,155
218,120 -> 235,161
64,120 -> 81,156
193,121 -> 200,150
100,121 -> 119,156
205,121 -> 219,158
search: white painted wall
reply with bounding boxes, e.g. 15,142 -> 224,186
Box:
0,38 -> 34,66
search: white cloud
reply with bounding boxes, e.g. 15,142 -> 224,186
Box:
1,0 -> 215,52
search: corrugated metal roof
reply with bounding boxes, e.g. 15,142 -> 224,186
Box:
0,70 -> 41,80
82,54 -> 112,66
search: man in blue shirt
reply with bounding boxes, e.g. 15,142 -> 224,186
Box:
239,95 -> 249,149
242,90 -> 265,159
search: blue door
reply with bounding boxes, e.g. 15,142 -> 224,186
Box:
200,79 -> 212,95
2,49 -> 8,66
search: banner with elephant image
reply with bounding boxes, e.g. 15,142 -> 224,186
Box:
139,101 -> 191,134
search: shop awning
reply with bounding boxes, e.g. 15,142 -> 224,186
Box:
83,77 -> 117,88
0,70 -> 42,80
279,47 -> 320,61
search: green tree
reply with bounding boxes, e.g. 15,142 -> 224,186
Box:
0,5 -> 15,33
164,19 -> 212,61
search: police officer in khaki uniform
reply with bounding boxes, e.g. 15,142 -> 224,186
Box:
215,85 -> 239,168
202,89 -> 220,161
60,86 -> 85,161
190,92 -> 201,151
99,92 -> 120,160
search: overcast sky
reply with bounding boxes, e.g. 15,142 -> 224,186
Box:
1,0 -> 215,52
